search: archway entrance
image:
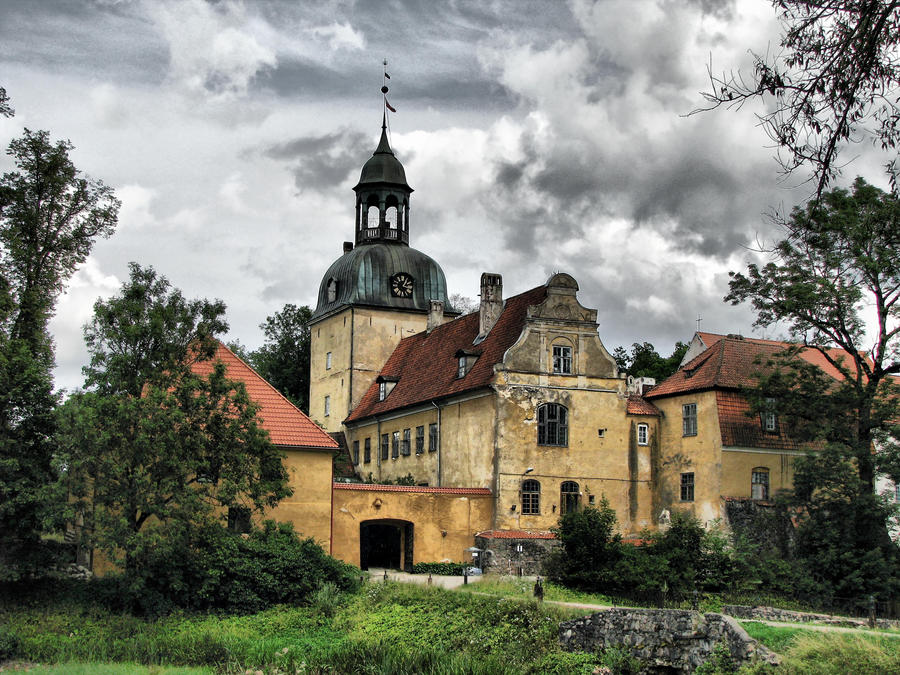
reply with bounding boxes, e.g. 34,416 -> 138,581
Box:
360,519 -> 414,571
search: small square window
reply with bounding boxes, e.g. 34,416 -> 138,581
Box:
326,351 -> 332,370
682,403 -> 697,437
680,472 -> 695,502
364,438 -> 371,464
415,426 -> 424,454
637,423 -> 649,446
324,395 -> 330,417
552,345 -> 572,374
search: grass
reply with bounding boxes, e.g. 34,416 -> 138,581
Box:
10,665 -> 214,675
739,621 -> 809,653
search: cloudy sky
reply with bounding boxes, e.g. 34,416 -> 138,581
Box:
0,0 -> 886,392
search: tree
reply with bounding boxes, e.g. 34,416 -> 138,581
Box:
698,1 -> 900,196
0,86 -> 12,118
56,264 -> 290,575
0,127 -> 118,576
613,341 -> 689,381
245,304 -> 311,412
726,177 -> 900,593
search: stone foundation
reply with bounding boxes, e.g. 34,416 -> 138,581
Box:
474,533 -> 558,575
559,608 -> 778,674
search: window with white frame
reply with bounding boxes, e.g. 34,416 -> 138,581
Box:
680,472 -> 694,501
751,467 -> 770,500
325,351 -> 332,370
637,423 -> 649,446
762,398 -> 777,432
552,344 -> 572,374
457,355 -> 467,378
522,479 -> 541,514
378,381 -> 387,401
682,403 -> 697,437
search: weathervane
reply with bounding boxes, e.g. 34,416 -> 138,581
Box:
696,314 -> 702,331
382,59 -> 396,114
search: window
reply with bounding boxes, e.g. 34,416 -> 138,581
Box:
415,426 -> 424,454
401,428 -> 411,456
364,437 -> 371,464
380,433 -> 389,461
762,398 -> 777,432
391,431 -> 400,459
552,344 -> 572,374
458,355 -> 467,378
324,395 -> 330,417
352,440 -> 359,464
680,472 -> 695,502
325,351 -> 332,370
682,403 -> 697,437
378,381 -> 387,401
227,506 -> 252,534
522,479 -> 541,515
560,481 -> 580,514
456,351 -> 477,378
637,423 -> 649,446
326,278 -> 337,303
537,403 -> 568,446
429,423 -> 438,452
751,468 -> 770,500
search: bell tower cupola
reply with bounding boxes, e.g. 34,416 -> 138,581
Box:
353,113 -> 413,246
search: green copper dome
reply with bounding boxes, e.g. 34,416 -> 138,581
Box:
354,125 -> 410,189
311,243 -> 456,320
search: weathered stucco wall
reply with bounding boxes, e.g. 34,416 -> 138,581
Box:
559,608 -> 778,674
652,390 -> 723,524
721,448 -> 797,498
266,448 -> 334,549
331,485 -> 493,568
309,309 -> 352,432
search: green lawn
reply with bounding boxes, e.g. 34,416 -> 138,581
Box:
9,665 -> 213,675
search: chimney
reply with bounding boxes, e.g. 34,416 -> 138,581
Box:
343,241 -> 353,254
427,300 -> 443,333
477,273 -> 503,341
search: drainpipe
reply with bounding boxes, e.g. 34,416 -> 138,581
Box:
348,307 -> 355,417
431,400 -> 442,486
375,416 -> 381,482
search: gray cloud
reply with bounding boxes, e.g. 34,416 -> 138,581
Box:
263,129 -> 369,191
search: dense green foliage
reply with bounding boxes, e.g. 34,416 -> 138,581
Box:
727,178 -> 900,601
0,126 -> 118,579
55,264 -> 290,577
243,303 -> 311,413
411,562 -> 465,576
612,341 -> 688,381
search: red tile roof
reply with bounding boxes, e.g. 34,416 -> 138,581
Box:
346,284 -> 548,421
191,342 -> 338,450
716,390 -> 809,451
627,396 -> 661,416
333,483 -> 491,495
475,530 -> 556,540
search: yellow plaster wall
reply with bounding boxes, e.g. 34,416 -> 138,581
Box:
652,390 -> 723,524
267,448 -> 334,550
721,449 -> 797,499
331,487 -> 493,566
309,310 -> 353,432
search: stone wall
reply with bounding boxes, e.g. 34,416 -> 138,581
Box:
559,608 -> 778,674
723,604 -> 900,630
474,534 -> 558,575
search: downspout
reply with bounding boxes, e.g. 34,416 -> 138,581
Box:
431,400 -> 442,486
329,447 -> 335,554
375,416 -> 382,482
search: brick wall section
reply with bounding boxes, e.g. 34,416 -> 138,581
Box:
559,608 -> 779,674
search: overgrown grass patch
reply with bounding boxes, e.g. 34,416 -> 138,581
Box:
16,664 -> 214,675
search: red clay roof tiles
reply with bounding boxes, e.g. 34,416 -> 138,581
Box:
191,342 -> 338,450
716,390 -> 808,451
627,396 -> 661,416
346,284 -> 548,422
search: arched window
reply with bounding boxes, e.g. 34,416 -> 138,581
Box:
560,481 -> 580,515
367,204 -> 380,228
751,467 -> 770,500
326,278 -> 337,303
522,479 -> 540,515
537,403 -> 568,446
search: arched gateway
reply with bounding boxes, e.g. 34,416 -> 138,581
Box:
360,519 -> 414,572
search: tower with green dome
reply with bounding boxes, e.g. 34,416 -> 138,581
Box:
308,116 -> 458,432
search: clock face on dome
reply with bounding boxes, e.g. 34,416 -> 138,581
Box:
390,272 -> 414,298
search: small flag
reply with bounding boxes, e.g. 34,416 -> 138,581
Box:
384,72 -> 391,79
385,99 -> 397,113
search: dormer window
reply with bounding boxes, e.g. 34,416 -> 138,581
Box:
377,376 -> 398,401
761,397 -> 777,432
378,382 -> 386,401
326,278 -> 337,303
455,350 -> 479,378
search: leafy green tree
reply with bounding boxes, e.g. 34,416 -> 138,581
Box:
56,264 -> 290,575
547,499 -> 625,591
727,177 -> 900,595
245,303 -> 311,412
0,128 -> 118,577
613,341 -> 689,381
699,1 -> 900,195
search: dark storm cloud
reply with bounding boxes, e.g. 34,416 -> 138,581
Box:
263,129 -> 369,192
683,0 -> 736,20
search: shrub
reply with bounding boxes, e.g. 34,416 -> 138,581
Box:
0,626 -> 20,661
411,562 -> 465,575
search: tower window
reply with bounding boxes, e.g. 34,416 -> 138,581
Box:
680,472 -> 695,502
326,279 -> 337,303
682,403 -> 697,437
324,395 -> 330,417
326,352 -> 332,370
537,403 -> 568,446
522,479 -> 541,515
637,423 -> 649,446
552,345 -> 572,374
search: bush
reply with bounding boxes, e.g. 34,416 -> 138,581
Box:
411,562 -> 464,575
0,626 -> 20,661
128,519 -> 361,614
